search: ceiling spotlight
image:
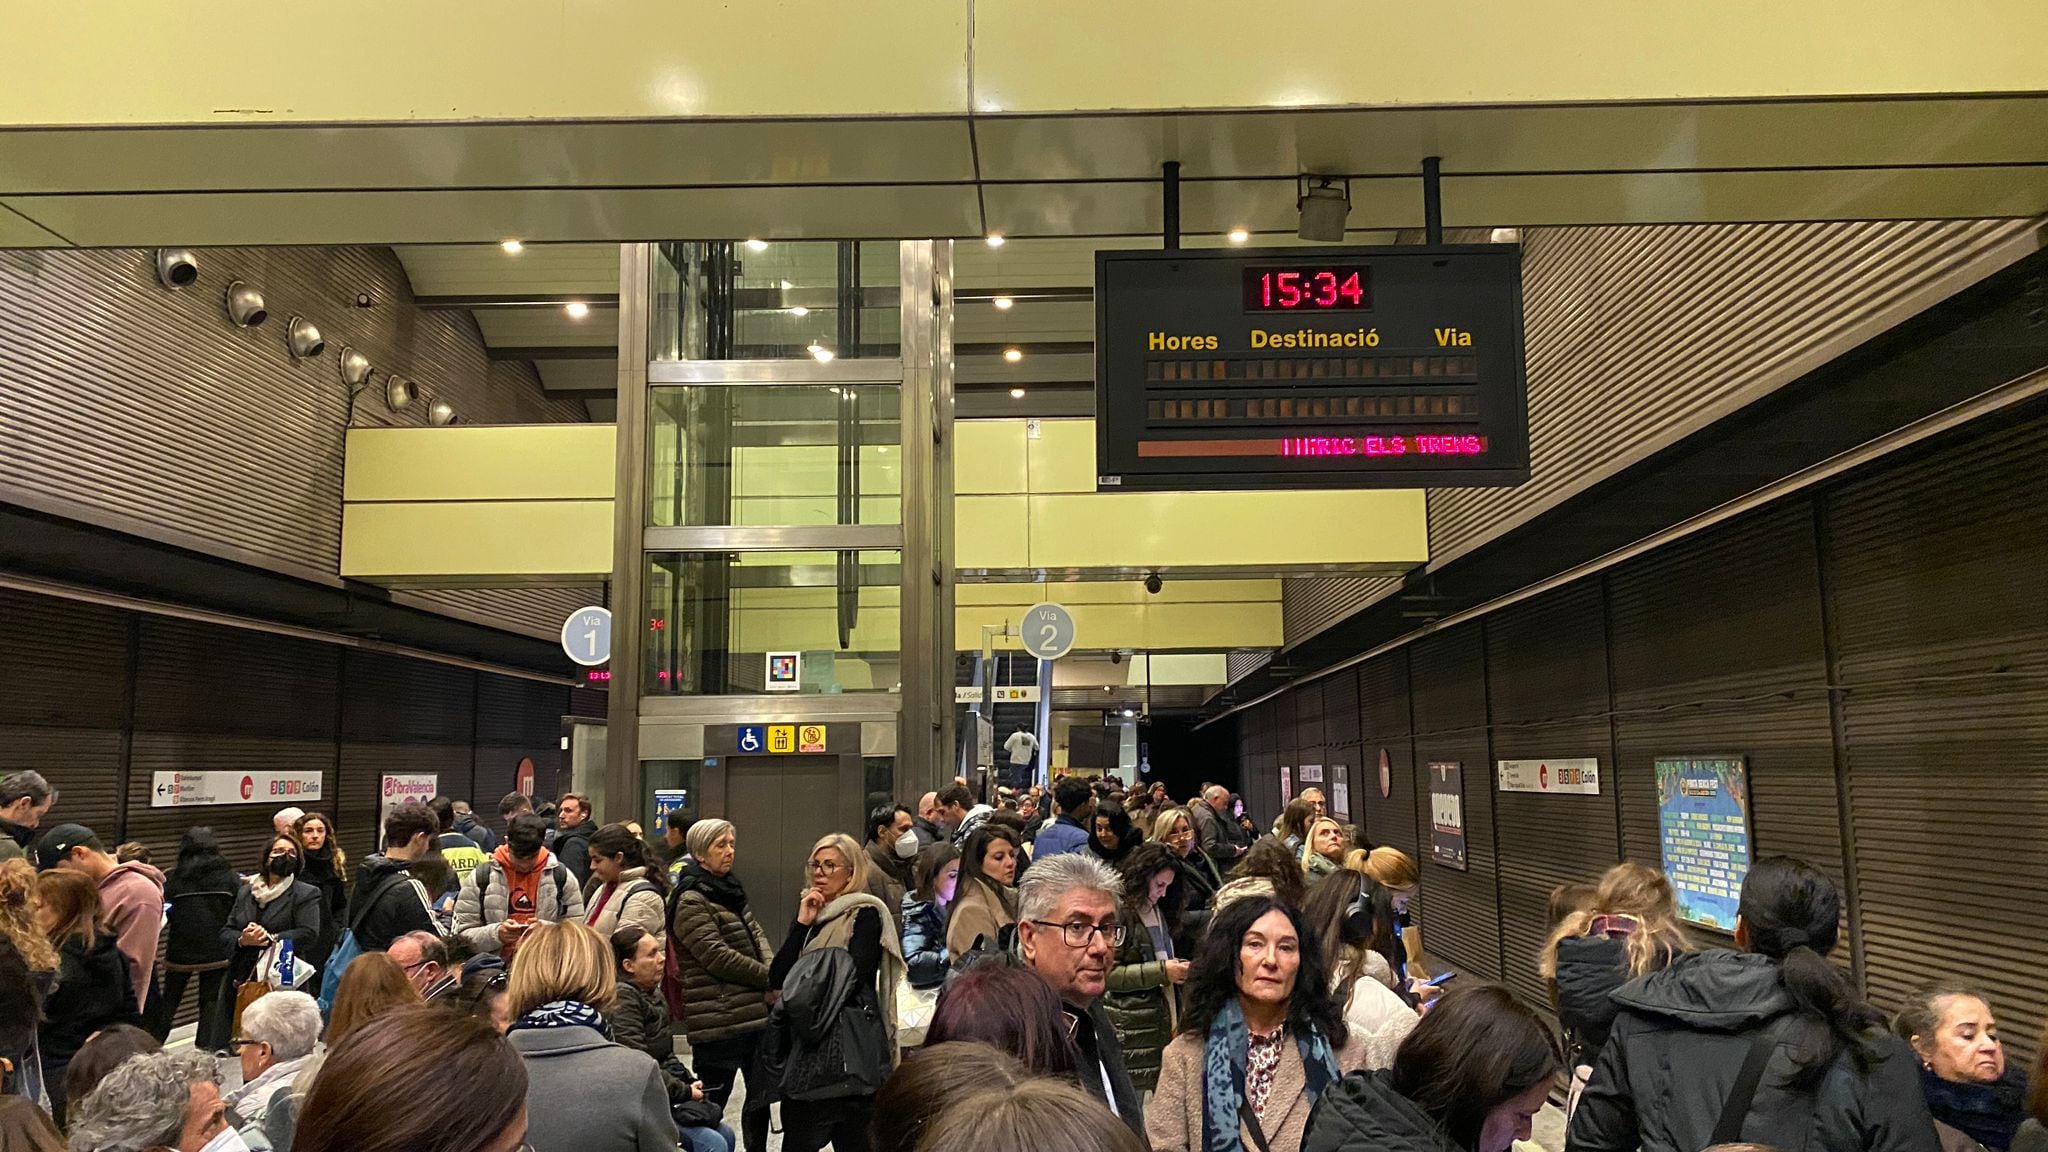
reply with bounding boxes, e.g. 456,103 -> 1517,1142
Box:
385,375 -> 416,411
992,296 -> 1014,310
1002,348 -> 1023,363
338,345 -> 372,387
155,249 -> 199,289
500,239 -> 524,254
1010,387 -> 1026,399
790,306 -> 810,317
427,400 -> 458,426
1121,708 -> 1138,719
745,238 -> 768,252
224,280 -> 268,328
1227,228 -> 1250,244
564,301 -> 590,319
1297,176 -> 1351,242
288,317 -> 327,360
985,234 -> 1005,248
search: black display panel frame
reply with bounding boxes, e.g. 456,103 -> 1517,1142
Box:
1094,244 -> 1530,491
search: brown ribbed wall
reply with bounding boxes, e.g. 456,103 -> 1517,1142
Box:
1280,219 -> 2037,651
0,590 -> 128,835
0,246 -> 588,640
1356,651 -> 1420,860
1407,625 -> 1502,981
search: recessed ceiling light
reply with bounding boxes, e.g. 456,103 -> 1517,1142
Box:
1003,348 -> 1023,363
745,239 -> 768,252
564,301 -> 590,319
1227,228 -> 1250,244
1010,387 -> 1027,399
985,234 -> 1005,248
500,239 -> 524,254
992,296 -> 1014,310
790,306 -> 810,317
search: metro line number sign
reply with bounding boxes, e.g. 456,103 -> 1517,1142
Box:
1094,245 -> 1530,491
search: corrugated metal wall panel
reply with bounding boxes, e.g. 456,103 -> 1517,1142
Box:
336,650 -> 477,859
1357,652 -> 1420,859
1826,412 -> 2048,1040
1265,692 -> 1295,830
1226,649 -> 1274,686
477,675 -> 569,803
0,246 -> 586,638
0,590 -> 127,835
1484,585 -> 1620,1003
1282,577 -> 1403,650
1407,625 -> 1501,981
1294,679 -> 1326,787
1426,220 -> 2038,570
1322,669 -> 1362,824
1608,505 -> 1842,889
568,685 -> 610,719
126,617 -> 342,866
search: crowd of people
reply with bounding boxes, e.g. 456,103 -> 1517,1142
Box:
2,764 -> 2045,1152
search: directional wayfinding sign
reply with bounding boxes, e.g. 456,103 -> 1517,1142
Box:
561,606 -> 613,667
1023,602 -> 1077,661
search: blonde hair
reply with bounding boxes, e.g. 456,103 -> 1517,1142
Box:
1152,809 -> 1191,842
509,920 -> 618,1018
1361,846 -> 1419,889
1300,817 -> 1345,869
809,832 -> 870,898
0,859 -> 57,972
1540,861 -> 1692,982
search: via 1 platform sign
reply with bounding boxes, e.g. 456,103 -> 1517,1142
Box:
1094,245 -> 1528,490
561,606 -> 613,667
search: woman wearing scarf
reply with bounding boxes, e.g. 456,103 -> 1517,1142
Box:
291,813 -> 349,973
767,832 -> 906,1152
945,825 -> 1022,959
1149,895 -> 1366,1152
220,833 -> 323,1006
1895,984 -> 2029,1152
505,920 -> 675,1152
669,818 -> 774,1152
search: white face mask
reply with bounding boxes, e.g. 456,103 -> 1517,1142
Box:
200,1125 -> 252,1152
893,832 -> 920,859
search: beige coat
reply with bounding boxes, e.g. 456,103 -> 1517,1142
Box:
1147,1028 -> 1370,1152
944,879 -> 1017,957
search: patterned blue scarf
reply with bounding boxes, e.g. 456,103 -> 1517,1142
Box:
1202,997 -> 1339,1152
507,999 -> 613,1041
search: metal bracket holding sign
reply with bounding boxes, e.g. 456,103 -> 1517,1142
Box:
1023,603 -> 1077,661
561,606 -> 613,667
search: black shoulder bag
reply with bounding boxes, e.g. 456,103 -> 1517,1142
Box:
1713,1021 -> 1788,1145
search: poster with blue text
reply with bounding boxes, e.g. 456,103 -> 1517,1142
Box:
1656,756 -> 1750,930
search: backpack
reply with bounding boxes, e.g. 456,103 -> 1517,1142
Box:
316,871 -> 409,1017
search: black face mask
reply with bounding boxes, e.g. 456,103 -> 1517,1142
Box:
268,854 -> 301,878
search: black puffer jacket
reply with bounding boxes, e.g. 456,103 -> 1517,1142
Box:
1566,950 -> 1941,1152
1305,1069 -> 1466,1152
1554,932 -> 1632,1063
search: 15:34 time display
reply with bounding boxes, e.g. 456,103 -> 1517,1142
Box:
1243,265 -> 1373,312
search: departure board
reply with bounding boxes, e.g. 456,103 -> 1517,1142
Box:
1094,245 -> 1529,491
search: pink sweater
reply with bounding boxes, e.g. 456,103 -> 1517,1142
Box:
101,862 -> 165,1006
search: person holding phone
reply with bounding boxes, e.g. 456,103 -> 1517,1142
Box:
455,813 -> 584,960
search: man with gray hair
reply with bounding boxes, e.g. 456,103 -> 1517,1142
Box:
227,990 -> 323,1139
0,769 -> 56,864
66,1049 -> 229,1152
1016,852 -> 1148,1144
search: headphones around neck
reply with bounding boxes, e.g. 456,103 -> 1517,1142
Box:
1342,877 -> 1378,944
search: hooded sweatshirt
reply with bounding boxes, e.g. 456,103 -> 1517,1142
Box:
1566,950 -> 1940,1152
99,860 -> 165,1006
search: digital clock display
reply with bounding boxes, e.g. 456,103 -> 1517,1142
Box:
1243,265 -> 1372,312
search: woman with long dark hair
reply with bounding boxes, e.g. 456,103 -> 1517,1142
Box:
900,843 -> 960,990
944,825 -> 1020,959
1305,983 -> 1561,1152
584,822 -> 668,941
1089,800 -> 1138,868
1106,842 -> 1189,1092
35,869 -> 139,1123
295,1005 -> 529,1152
1301,869 -> 1416,1072
927,962 -> 1080,1077
1566,856 -> 1940,1152
293,812 -> 350,972
1148,895 -> 1364,1152
151,826 -> 240,1044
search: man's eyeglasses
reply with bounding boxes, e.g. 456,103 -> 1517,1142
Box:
1028,919 -> 1126,948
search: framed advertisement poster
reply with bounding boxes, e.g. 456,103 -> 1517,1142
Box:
1657,755 -> 1751,931
1428,761 -> 1467,870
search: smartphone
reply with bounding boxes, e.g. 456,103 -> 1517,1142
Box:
1423,970 -> 1457,987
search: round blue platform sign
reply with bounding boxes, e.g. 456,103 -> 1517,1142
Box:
1022,602 -> 1077,661
562,606 -> 613,667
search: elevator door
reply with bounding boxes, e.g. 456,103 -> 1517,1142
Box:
721,755 -> 845,938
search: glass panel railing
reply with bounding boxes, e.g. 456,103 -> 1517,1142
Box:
643,550 -> 902,696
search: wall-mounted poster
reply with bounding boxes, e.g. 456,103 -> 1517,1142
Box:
1497,758 -> 1601,795
1298,764 -> 1325,784
1428,762 -> 1467,870
1281,765 -> 1293,803
1330,768 -> 1351,820
1657,756 -> 1751,931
